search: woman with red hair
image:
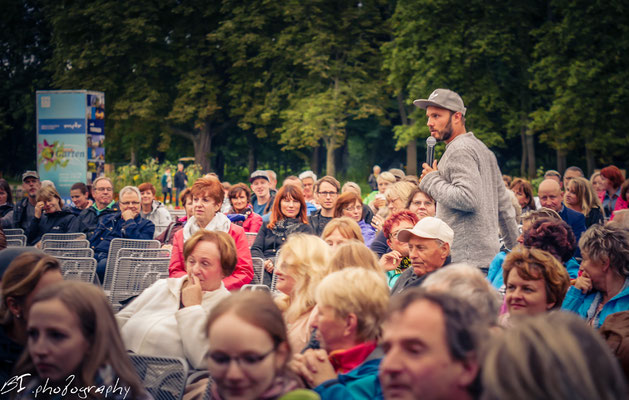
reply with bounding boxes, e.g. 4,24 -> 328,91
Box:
169,177 -> 253,290
598,165 -> 628,220
250,184 -> 313,285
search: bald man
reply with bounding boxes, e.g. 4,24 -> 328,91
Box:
538,179 -> 586,251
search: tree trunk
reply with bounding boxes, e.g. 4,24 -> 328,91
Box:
130,147 -> 137,166
396,92 -> 416,175
325,140 -> 336,177
556,148 -> 566,174
525,132 -> 536,178
585,144 -> 595,176
310,145 -> 320,175
520,125 -> 527,178
194,123 -> 212,173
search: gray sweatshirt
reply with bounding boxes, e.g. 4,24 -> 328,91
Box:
420,132 -> 519,270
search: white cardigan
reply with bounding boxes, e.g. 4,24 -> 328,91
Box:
116,275 -> 230,369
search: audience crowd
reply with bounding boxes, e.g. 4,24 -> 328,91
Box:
1,155 -> 628,398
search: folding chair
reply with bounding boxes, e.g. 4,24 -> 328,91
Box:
109,257 -> 170,311
43,247 -> 94,258
102,238 -> 161,291
129,355 -> 188,400
41,239 -> 89,249
251,257 -> 265,284
245,232 -> 258,248
41,232 -> 86,242
3,228 -> 24,236
6,235 -> 26,247
57,257 -> 96,283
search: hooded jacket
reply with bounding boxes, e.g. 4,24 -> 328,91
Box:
140,200 -> 172,238
26,207 -> 77,246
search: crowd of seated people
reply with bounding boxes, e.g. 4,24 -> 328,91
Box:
0,164 -> 627,399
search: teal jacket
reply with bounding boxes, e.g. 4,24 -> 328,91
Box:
562,278 -> 629,329
488,251 -> 580,290
313,348 -> 383,400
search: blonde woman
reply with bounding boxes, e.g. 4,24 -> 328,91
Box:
384,181 -> 417,217
321,217 -> 364,248
564,177 -> 605,227
26,186 -> 77,246
273,234 -> 331,353
328,240 -> 382,274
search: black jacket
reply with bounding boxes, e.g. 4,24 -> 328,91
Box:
174,171 -> 187,189
250,218 -> 313,260
74,202 -> 120,240
12,198 -> 35,231
308,210 -> 333,237
26,208 -> 77,245
0,204 -> 12,218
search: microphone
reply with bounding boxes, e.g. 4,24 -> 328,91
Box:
426,136 -> 436,166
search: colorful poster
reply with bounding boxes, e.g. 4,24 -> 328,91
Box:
36,90 -> 104,203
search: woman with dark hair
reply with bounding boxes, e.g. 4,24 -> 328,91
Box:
0,179 -> 13,218
251,184 -> 313,284
598,165 -> 628,220
15,281 -> 148,399
333,192 -> 376,246
226,183 -> 263,233
510,178 -> 536,214
26,186 -> 77,246
169,176 -> 253,290
564,177 -> 605,228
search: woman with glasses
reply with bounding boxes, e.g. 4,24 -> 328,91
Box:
333,192 -> 376,246
250,184 -> 313,286
205,291 -> 317,400
379,211 -> 420,287
117,230 -> 234,369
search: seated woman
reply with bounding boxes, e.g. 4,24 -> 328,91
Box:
334,192 -> 376,247
274,234 -> 330,353
157,188 -> 193,247
500,246 -> 570,326
321,217 -> 364,248
0,252 -> 63,384
599,165 -> 628,220
564,176 -> 605,228
26,186 -> 77,246
292,267 -> 389,399
117,230 -> 235,369
365,171 -> 396,215
379,211 -> 420,288
383,181 -> 417,218
138,182 -> 172,238
169,177 -> 253,290
251,184 -> 313,285
483,312 -> 627,400
510,178 -> 537,214
205,291 -> 316,400
226,183 -> 263,233
15,281 -> 147,399
562,224 -> 629,328
328,240 -> 382,274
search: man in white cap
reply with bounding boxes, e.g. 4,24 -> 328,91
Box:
391,217 -> 454,295
414,89 -> 518,272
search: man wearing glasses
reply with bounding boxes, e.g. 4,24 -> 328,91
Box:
309,176 -> 340,236
74,177 -> 120,239
90,185 -> 155,282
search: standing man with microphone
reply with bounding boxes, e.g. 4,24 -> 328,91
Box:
416,89 -> 518,272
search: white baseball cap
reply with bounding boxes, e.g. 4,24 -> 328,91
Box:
397,217 -> 454,246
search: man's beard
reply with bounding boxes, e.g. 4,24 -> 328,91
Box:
436,114 -> 453,142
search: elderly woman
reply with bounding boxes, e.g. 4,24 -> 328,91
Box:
334,192 -> 376,247
226,183 -> 263,233
117,230 -> 235,369
564,176 -> 605,228
26,186 -> 77,246
321,217 -> 364,248
0,252 -> 63,383
274,234 -> 330,353
562,224 -> 629,328
510,178 -> 537,214
384,181 -> 417,218
169,177 -> 253,290
406,186 -> 436,219
598,165 -> 628,220
138,182 -> 172,238
292,267 -> 389,398
251,184 -> 313,285
500,246 -> 570,326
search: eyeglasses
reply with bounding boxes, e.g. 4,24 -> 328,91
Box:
317,191 -> 338,197
94,187 -> 113,192
207,346 -> 276,372
391,229 -> 406,240
120,201 -> 140,206
343,205 -> 362,212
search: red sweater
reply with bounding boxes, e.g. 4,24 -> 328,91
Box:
168,224 -> 254,290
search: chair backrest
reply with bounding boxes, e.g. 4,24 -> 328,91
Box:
43,247 -> 94,258
129,354 -> 188,400
41,239 -> 90,249
56,257 -> 96,283
3,228 -> 24,236
245,232 -> 257,247
251,257 -> 265,285
5,235 -> 26,247
117,248 -> 171,260
110,257 -> 170,311
41,232 -> 86,242
103,238 -> 161,290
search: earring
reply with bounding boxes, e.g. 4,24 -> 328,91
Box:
16,313 -> 22,319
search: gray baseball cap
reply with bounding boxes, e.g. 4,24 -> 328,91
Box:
22,170 -> 40,181
249,170 -> 269,183
413,89 -> 467,116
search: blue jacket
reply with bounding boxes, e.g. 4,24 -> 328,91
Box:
488,251 -> 579,290
562,278 -> 629,329
89,212 -> 155,258
558,204 -> 586,256
314,348 -> 383,400
74,201 -> 120,240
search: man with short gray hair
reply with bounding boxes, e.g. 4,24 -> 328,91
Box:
416,89 -> 518,271
74,176 -> 120,239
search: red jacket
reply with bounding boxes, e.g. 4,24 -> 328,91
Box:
242,212 -> 263,233
599,191 -> 628,220
169,224 -> 254,290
